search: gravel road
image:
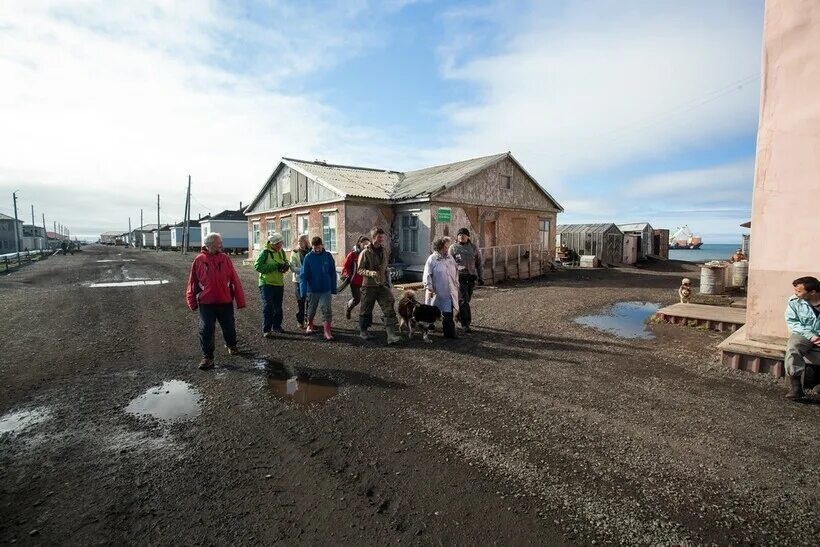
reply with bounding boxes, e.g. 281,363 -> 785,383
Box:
1,246 -> 817,545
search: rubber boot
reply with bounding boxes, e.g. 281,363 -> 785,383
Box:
386,324 -> 403,345
323,321 -> 334,341
198,358 -> 214,370
785,374 -> 804,400
305,319 -> 316,334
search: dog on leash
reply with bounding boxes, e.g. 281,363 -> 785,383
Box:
679,278 -> 692,303
397,289 -> 442,342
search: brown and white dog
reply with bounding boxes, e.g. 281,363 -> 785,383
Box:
397,289 -> 441,342
679,278 -> 692,303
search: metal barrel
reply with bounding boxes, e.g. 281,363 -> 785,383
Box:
700,264 -> 727,294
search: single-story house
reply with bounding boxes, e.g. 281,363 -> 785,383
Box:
201,209 -> 248,253
152,225 -> 172,249
243,152 -> 563,280
0,213 -> 24,253
557,224 -> 624,266
170,220 -> 201,250
100,231 -> 123,245
22,225 -> 47,251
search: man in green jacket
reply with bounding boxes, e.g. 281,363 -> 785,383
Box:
255,232 -> 289,337
357,227 -> 402,344
784,276 -> 820,400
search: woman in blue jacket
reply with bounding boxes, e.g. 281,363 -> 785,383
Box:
300,236 -> 338,340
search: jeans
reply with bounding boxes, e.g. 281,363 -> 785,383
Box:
199,303 -> 237,359
294,283 -> 306,326
307,292 -> 333,323
358,285 -> 397,331
458,274 -> 476,327
785,333 -> 820,376
259,284 -> 284,332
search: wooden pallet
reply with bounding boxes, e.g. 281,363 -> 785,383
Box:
654,303 -> 746,332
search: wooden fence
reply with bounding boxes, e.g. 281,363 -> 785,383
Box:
479,243 -> 551,284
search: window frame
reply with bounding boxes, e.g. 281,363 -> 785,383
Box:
500,174 -> 512,189
321,212 -> 337,252
400,213 -> 419,253
252,222 -> 261,250
280,217 -> 292,248
298,215 -> 309,237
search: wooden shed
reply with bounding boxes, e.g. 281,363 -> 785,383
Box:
652,228 -> 669,259
557,223 -> 624,266
618,222 -> 654,259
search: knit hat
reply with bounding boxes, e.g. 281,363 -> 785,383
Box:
267,232 -> 284,246
457,228 -> 471,237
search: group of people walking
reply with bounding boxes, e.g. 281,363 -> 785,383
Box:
185,227 -> 484,369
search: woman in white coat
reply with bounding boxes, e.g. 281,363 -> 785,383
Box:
422,237 -> 460,338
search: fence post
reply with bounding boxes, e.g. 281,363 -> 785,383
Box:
528,244 -> 532,278
517,244 -> 522,279
503,246 -> 508,280
492,247 -> 497,284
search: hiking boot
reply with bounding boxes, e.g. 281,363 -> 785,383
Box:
345,306 -> 352,320
462,325 -> 472,333
198,358 -> 214,370
263,331 -> 274,339
305,320 -> 316,334
359,329 -> 372,341
386,325 -> 403,345
273,328 -> 286,334
227,346 -> 240,356
786,374 -> 804,400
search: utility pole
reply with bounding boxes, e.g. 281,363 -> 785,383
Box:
12,191 -> 21,254
182,175 -> 191,254
156,194 -> 160,253
128,217 -> 132,248
140,209 -> 144,250
42,213 -> 47,251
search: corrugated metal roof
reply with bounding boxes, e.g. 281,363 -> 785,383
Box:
203,209 -> 247,221
617,222 -> 653,232
393,153 -> 508,199
0,213 -> 22,222
558,223 -> 621,235
284,159 -> 400,200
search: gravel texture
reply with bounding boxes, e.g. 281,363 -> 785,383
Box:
0,246 -> 818,545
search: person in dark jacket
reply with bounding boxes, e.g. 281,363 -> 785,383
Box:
341,236 -> 370,320
357,228 -> 402,344
300,236 -> 338,340
290,235 -> 310,329
185,233 -> 246,369
449,228 -> 484,332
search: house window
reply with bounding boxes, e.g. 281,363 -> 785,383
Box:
298,215 -> 309,237
401,214 -> 418,253
539,218 -> 551,249
252,222 -> 261,250
500,174 -> 511,189
280,217 -> 291,248
266,219 -> 276,237
321,213 -> 337,252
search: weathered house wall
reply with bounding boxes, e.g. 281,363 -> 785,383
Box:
392,203 -> 432,265
345,201 -> 394,256
247,200 -> 347,258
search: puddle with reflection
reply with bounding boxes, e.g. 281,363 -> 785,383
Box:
96,259 -> 136,263
89,280 -> 169,288
125,380 -> 202,421
256,358 -> 338,405
0,407 -> 52,436
574,301 -> 660,340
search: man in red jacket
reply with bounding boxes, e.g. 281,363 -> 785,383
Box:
185,233 -> 246,369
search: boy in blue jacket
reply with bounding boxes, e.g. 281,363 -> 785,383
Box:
300,236 -> 338,340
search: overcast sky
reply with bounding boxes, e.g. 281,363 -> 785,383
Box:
0,0 -> 763,242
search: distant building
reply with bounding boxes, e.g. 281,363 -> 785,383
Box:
244,152 -> 563,279
200,210 -> 248,253
0,213 -> 24,253
100,231 -> 123,245
21,225 -> 47,251
617,223 -> 655,259
170,220 -> 201,250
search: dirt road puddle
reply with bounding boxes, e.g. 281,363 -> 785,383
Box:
256,359 -> 338,405
0,407 -> 52,436
89,280 -> 169,288
574,301 -> 660,340
125,381 -> 202,421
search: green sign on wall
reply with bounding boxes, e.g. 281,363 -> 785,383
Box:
436,207 -> 452,223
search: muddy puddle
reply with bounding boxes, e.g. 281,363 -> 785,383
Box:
0,407 -> 52,436
89,280 -> 169,288
96,259 -> 136,263
125,380 -> 202,421
574,301 -> 660,340
256,359 -> 338,405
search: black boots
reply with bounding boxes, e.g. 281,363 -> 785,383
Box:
785,374 -> 804,400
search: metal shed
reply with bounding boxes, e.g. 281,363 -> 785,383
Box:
557,223 -> 624,266
618,222 -> 654,259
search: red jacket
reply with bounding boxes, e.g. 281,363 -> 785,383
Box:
342,250 -> 363,288
186,250 -> 246,310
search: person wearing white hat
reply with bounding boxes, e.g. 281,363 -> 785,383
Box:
254,231 -> 290,337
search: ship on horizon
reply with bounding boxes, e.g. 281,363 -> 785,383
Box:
669,225 -> 703,250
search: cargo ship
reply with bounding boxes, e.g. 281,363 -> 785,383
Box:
669,225 -> 703,250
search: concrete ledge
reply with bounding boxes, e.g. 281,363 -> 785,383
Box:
654,303 -> 745,332
718,326 -> 819,380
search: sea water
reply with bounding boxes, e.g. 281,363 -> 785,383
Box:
669,243 -> 740,263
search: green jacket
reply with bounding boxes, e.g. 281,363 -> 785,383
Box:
254,247 -> 288,286
785,296 -> 820,339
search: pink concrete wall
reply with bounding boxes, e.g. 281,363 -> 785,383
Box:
746,0 -> 820,341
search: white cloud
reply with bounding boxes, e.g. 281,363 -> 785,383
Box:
0,0 -> 415,235
626,159 -> 754,199
434,1 -> 763,196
